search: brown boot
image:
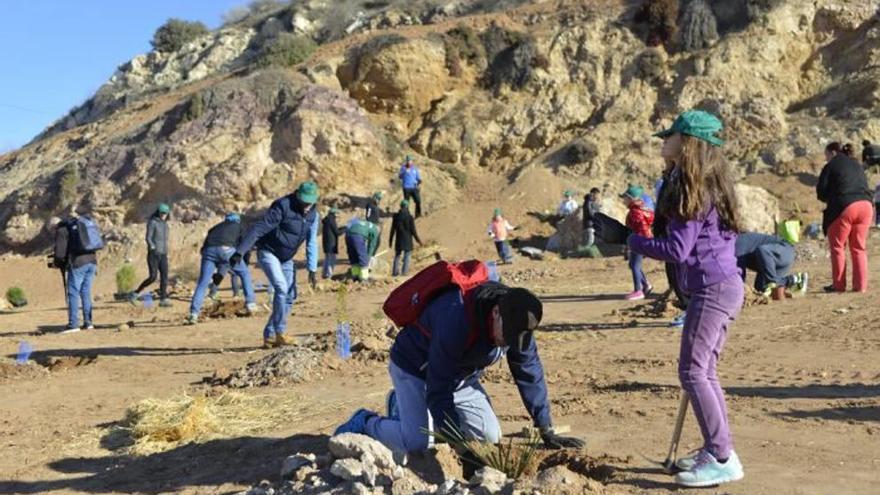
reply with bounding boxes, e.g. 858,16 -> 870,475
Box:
274,334 -> 294,347
262,338 -> 275,349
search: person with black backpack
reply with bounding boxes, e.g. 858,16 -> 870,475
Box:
333,261 -> 584,475
130,203 -> 172,307
52,213 -> 104,333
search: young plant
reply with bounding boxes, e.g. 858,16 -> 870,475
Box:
6,287 -> 27,308
429,419 -> 542,480
116,264 -> 137,294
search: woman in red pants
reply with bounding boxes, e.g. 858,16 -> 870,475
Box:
817,142 -> 873,292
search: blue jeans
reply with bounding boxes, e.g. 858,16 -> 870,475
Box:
364,361 -> 501,453
67,263 -> 96,328
494,241 -> 513,262
629,253 -> 648,292
258,249 -> 296,339
189,246 -> 256,316
392,250 -> 411,276
322,253 -> 337,279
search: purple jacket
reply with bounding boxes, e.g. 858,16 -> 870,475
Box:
628,207 -> 739,293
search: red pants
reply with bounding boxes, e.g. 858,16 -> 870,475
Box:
828,200 -> 872,292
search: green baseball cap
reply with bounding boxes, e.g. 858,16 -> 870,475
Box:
400,200 -> 409,208
620,184 -> 644,200
493,208 -> 502,216
157,203 -> 171,214
373,191 -> 384,200
564,190 -> 573,197
296,181 -> 319,204
329,207 -> 339,215
654,110 -> 724,146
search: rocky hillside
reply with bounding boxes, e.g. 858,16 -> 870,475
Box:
1,0 -> 878,252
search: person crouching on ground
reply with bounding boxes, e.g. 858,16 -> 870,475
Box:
389,200 -> 423,277
345,217 -> 380,281
735,232 -> 808,297
232,181 -> 320,348
333,283 -> 584,474
621,184 -> 654,300
186,213 -> 258,325
488,208 -> 515,264
628,109 -> 745,487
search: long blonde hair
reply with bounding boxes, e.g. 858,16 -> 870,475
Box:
659,135 -> 740,232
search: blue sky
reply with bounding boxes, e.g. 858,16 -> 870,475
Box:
0,0 -> 247,153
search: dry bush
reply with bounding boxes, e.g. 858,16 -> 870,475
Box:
635,0 -> 679,46
680,0 -> 719,51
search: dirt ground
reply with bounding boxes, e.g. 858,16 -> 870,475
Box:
1,178 -> 880,494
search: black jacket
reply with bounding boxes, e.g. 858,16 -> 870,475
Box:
322,214 -> 341,254
816,154 -> 872,233
862,144 -> 880,164
54,219 -> 97,269
202,220 -> 243,251
365,199 -> 383,224
389,209 -> 421,252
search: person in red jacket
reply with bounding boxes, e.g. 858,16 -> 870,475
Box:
621,184 -> 654,300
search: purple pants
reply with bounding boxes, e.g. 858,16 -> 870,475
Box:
679,275 -> 743,460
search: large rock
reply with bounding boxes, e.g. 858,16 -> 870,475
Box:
736,184 -> 780,234
328,433 -> 397,471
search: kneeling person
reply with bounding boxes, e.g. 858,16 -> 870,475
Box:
334,281 -> 583,463
736,232 -> 808,296
345,218 -> 380,281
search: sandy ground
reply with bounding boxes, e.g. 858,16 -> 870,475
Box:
1,170 -> 879,494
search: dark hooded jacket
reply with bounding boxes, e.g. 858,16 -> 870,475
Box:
322,213 -> 341,254
389,208 -> 421,252
389,282 -> 552,431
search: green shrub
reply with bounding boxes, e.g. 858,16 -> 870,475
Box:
59,163 -> 79,208
116,264 -> 137,294
6,287 -> 27,308
151,18 -> 209,53
256,33 -> 317,68
183,93 -> 204,122
680,0 -> 719,52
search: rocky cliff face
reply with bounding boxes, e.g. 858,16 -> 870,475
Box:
1,0 -> 878,252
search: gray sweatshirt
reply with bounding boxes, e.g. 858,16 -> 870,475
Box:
146,215 -> 169,254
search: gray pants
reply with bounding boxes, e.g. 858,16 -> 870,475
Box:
364,361 -> 501,453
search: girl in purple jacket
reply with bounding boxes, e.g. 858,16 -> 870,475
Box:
628,110 -> 744,487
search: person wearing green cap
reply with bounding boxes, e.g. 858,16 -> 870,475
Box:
232,181 -> 320,348
389,200 -> 423,276
399,156 -> 423,217
130,203 -> 172,307
556,190 -> 579,217
620,184 -> 654,300
487,208 -> 515,263
345,217 -> 381,281
365,191 -> 385,248
322,207 -> 342,279
629,109 -> 745,488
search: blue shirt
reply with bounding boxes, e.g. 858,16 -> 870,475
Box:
399,164 -> 421,189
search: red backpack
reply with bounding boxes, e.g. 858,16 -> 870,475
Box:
383,260 -> 489,344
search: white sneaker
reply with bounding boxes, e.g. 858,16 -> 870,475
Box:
674,448 -> 704,471
84,324 -> 95,330
675,450 -> 744,487
61,327 -> 81,334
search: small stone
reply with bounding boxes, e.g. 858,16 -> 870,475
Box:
116,324 -> 130,332
328,433 -> 397,470
351,481 -> 371,495
469,467 -> 507,492
330,458 -> 365,481
280,453 -> 316,479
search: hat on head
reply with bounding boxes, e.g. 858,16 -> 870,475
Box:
400,200 -> 409,208
620,184 -> 644,200
296,181 -> 319,204
405,155 -> 413,161
493,208 -> 502,216
499,288 -> 543,352
158,203 -> 171,214
329,207 -> 339,215
564,190 -> 573,197
373,191 -> 384,200
653,109 -> 724,147
225,212 -> 241,223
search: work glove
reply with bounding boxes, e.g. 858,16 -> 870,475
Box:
229,253 -> 243,267
308,270 -> 318,289
540,426 -> 585,450
212,272 -> 224,285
